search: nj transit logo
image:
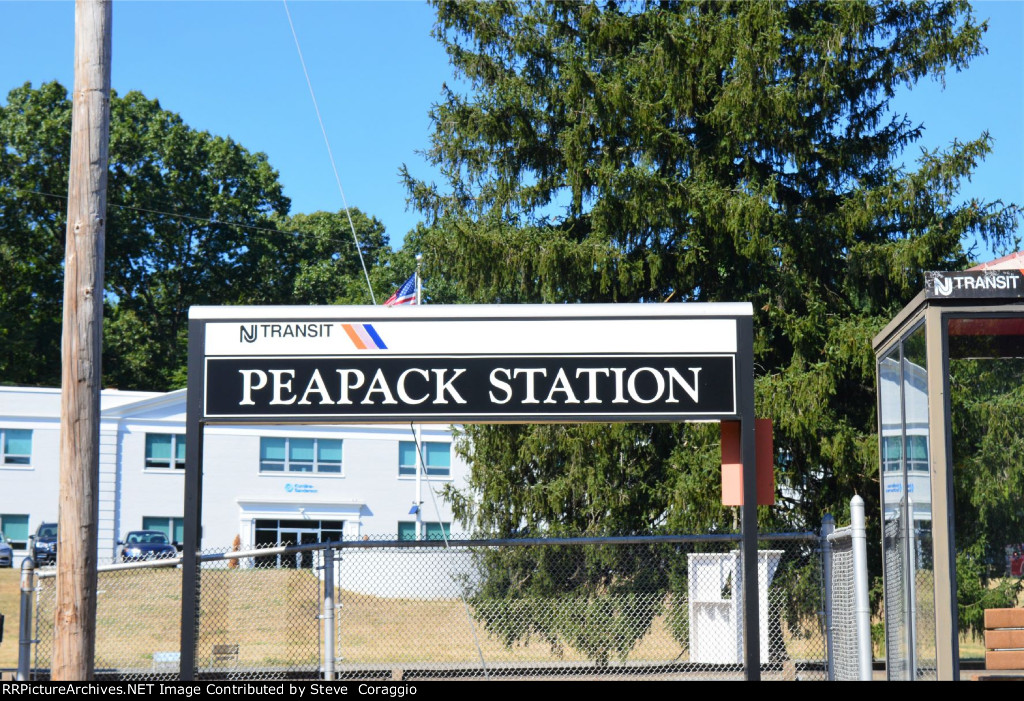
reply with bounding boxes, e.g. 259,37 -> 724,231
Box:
237,322 -> 386,349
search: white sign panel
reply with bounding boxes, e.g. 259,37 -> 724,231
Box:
190,304 -> 750,423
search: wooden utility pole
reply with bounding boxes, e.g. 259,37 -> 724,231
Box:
54,0 -> 111,681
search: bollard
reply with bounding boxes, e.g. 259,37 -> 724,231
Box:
323,547 -> 336,681
17,557 -> 35,681
850,495 -> 873,681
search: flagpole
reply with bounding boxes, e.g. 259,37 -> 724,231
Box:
414,253 -> 423,539
415,253 -> 422,305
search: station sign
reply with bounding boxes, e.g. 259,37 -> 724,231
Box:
191,304 -> 751,423
925,270 -> 1024,300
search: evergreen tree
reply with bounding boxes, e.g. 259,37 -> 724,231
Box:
404,0 -> 1020,651
408,0 -> 1018,534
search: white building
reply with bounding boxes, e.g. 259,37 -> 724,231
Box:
0,385 -> 469,566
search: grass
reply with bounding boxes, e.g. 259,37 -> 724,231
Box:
336,589 -> 698,666
0,568 -> 20,670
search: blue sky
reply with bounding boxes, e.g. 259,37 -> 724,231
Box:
1,0 -> 1021,261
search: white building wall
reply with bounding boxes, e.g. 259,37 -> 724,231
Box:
0,386 -> 470,571
0,421 -> 62,553
198,423 -> 466,549
337,550 -> 480,599
97,419 -> 121,560
0,387 -> 164,563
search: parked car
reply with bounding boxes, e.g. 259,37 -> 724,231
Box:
32,522 -> 58,565
0,532 -> 13,567
119,530 -> 177,562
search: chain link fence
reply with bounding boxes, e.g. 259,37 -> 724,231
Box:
826,524 -> 859,681
195,545 -> 323,680
28,533 -> 828,681
329,534 -> 826,680
822,496 -> 873,681
34,558 -> 183,680
883,509 -> 909,680
31,544 -> 322,681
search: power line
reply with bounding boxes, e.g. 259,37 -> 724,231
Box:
282,0 -> 377,304
12,188 -> 367,252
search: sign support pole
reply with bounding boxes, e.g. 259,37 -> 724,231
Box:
414,425 -> 423,540
181,319 -> 206,680
738,315 -> 761,680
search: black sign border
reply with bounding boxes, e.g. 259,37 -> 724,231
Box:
202,352 -> 738,423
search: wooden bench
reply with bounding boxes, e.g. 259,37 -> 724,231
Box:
983,609 -> 1024,678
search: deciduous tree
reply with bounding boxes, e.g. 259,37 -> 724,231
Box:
1,82 -> 395,390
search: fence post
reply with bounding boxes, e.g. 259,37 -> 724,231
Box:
850,495 -> 872,681
820,514 -> 835,681
323,546 -> 336,681
17,557 -> 35,681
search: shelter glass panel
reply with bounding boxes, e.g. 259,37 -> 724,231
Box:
947,315 -> 1024,656
879,344 -> 911,680
903,324 -> 935,679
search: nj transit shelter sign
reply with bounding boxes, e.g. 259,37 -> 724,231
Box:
190,303 -> 752,423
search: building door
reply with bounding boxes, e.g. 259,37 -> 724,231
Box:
254,519 -> 344,568
278,528 -> 318,568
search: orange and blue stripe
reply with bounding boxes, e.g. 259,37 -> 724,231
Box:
341,323 -> 387,350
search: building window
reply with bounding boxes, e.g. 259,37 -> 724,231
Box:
260,437 -> 342,474
1,428 -> 32,466
882,435 -> 928,473
907,434 -> 929,472
881,436 -> 901,473
1,514 -> 30,549
145,434 -> 185,469
398,441 -> 451,477
142,516 -> 185,544
398,521 -> 451,541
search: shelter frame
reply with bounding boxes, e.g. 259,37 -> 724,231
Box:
873,278 -> 1024,681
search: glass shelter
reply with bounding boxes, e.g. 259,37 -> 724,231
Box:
873,263 -> 1024,680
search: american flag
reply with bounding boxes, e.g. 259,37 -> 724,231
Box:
384,273 -> 417,306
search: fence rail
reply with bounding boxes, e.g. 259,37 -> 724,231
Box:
23,532 -> 833,681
